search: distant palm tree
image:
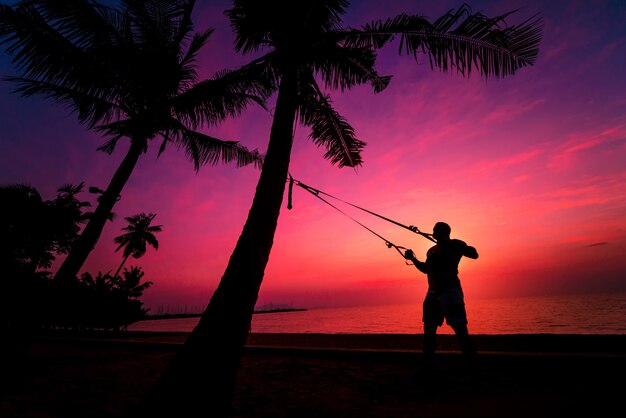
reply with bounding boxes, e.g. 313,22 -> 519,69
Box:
112,212 -> 162,280
115,266 -> 153,301
144,1 -> 543,415
0,0 -> 271,284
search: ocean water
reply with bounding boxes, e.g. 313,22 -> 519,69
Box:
128,293 -> 626,335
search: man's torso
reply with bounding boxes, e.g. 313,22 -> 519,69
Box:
425,239 -> 468,290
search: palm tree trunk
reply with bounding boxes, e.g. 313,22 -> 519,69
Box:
53,139 -> 145,282
113,253 -> 130,280
141,70 -> 299,417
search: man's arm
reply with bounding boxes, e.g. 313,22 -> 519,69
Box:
404,249 -> 429,274
464,245 -> 479,259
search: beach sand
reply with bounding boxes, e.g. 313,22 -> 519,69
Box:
1,332 -> 624,417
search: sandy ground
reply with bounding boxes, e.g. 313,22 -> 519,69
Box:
1,332 -> 625,418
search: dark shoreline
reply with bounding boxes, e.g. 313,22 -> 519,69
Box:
4,332 -> 625,418
34,330 -> 626,355
144,308 -> 307,320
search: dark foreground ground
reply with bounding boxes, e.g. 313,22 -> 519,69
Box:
1,332 -> 625,418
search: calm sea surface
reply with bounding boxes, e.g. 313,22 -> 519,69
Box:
128,293 -> 626,335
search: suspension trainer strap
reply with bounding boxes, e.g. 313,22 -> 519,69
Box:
293,179 -> 436,244
296,183 -> 408,257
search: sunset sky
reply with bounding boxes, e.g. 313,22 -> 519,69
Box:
1,0 -> 625,312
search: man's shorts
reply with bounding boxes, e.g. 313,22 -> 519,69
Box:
422,287 -> 468,327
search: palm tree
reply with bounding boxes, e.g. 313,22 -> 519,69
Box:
0,0 -> 272,284
143,1 -> 543,415
114,266 -> 153,301
114,266 -> 154,329
112,212 -> 162,279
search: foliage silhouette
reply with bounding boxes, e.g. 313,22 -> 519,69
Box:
142,1 -> 543,416
0,182 -> 88,341
0,183 -> 89,275
48,267 -> 153,332
113,212 -> 162,279
0,0 -> 272,286
0,182 -> 155,397
0,183 -> 153,334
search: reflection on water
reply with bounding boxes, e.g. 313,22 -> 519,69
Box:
128,293 -> 626,335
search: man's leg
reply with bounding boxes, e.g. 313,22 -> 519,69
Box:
422,292 -> 443,357
423,323 -> 438,356
451,323 -> 477,357
443,289 -> 477,357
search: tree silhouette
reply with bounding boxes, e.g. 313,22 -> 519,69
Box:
113,266 -> 154,329
76,267 -> 153,331
42,267 -> 153,331
0,0 -> 271,285
113,212 -> 162,280
143,1 -> 543,416
0,182 -> 90,385
114,266 -> 154,302
0,182 -> 89,276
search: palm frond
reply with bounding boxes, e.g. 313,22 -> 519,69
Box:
124,0 -> 190,51
57,182 -> 84,196
172,0 -> 196,48
299,78 -> 364,168
237,55 -> 279,92
312,43 -> 391,93
27,0 -> 126,48
0,183 -> 41,201
226,0 -> 350,54
0,2 -> 122,94
354,5 -> 542,78
94,119 -> 135,153
172,65 -> 273,128
174,127 -> 264,171
96,136 -> 124,155
156,132 -> 172,157
5,76 -> 121,127
178,29 -> 213,88
340,23 -> 397,50
95,119 -> 141,154
144,234 -> 160,250
225,0 -> 278,54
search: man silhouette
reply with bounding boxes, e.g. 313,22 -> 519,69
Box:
404,222 -> 478,358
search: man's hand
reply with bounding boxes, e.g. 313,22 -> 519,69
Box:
404,249 -> 415,260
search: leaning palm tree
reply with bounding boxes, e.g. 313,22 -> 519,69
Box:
0,0 -> 271,284
143,1 -> 542,415
112,212 -> 162,280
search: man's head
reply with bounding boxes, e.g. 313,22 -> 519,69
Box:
433,222 -> 451,242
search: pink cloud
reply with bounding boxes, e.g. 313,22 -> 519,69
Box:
482,99 -> 546,124
468,149 -> 544,178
